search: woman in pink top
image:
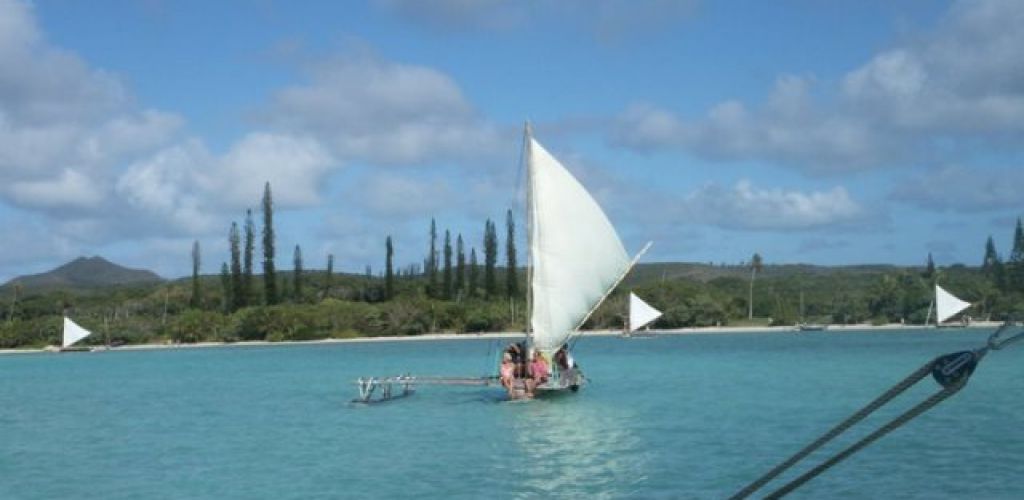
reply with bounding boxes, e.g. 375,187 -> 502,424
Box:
501,353 -> 529,399
530,351 -> 550,389
500,353 -> 516,388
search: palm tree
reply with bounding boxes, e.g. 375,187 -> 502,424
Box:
748,252 -> 763,320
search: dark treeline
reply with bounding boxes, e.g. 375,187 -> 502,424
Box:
4,198 -> 1024,348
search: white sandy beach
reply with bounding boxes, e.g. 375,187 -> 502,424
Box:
0,321 -> 1006,356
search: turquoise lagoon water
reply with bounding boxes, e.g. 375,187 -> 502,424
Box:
2,329 -> 1022,499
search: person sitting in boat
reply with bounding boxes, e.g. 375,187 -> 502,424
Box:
529,350 -> 550,389
499,353 -> 517,396
553,344 -> 574,371
553,344 -> 581,388
505,342 -> 528,378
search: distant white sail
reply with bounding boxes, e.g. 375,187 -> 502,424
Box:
527,136 -> 631,354
935,285 -> 970,324
629,292 -> 663,332
62,317 -> 92,348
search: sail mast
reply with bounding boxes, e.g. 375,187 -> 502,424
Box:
524,122 -> 535,346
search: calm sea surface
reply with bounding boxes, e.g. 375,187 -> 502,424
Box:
2,329 -> 1022,499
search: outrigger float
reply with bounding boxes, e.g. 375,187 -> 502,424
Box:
353,375 -> 499,404
353,124 -> 651,403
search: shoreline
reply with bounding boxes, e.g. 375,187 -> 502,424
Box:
0,321 -> 1005,356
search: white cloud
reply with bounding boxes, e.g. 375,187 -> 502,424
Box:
680,180 -> 868,230
115,140 -> 218,235
214,133 -> 335,207
612,0 -> 1024,173
612,80 -> 900,173
264,54 -> 503,166
114,133 -> 336,238
0,0 -> 182,212
7,168 -> 105,210
890,165 -> 1024,212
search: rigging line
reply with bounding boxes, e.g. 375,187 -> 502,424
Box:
731,319 -> 1023,499
728,360 -> 935,500
765,380 -> 965,499
567,241 -> 653,353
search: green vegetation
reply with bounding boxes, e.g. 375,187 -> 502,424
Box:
4,255 -> 1021,349
3,183 -> 1022,350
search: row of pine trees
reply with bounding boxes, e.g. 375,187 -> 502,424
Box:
188,183 -> 524,313
980,218 -> 1024,293
409,211 -> 518,302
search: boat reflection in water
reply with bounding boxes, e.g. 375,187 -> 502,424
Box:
506,399 -> 651,496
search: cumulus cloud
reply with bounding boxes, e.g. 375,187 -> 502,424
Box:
8,168 -> 106,210
680,180 -> 869,230
0,0 -> 348,249
0,0 -> 183,211
612,0 -> 1024,173
890,165 -> 1024,212
114,133 -> 336,238
263,54 -> 503,166
114,140 -> 218,235
213,133 -> 335,207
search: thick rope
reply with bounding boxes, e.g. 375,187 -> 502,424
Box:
732,319 -> 1023,499
729,360 -> 935,500
764,378 -> 965,498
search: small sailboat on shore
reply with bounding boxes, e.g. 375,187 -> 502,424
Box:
795,291 -> 827,331
925,284 -> 972,327
622,292 -> 663,338
59,316 -> 94,352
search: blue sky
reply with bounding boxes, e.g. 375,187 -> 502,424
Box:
1,0 -> 1022,282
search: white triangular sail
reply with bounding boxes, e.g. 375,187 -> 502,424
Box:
527,135 -> 631,354
629,292 -> 663,332
935,284 -> 970,324
62,317 -> 91,348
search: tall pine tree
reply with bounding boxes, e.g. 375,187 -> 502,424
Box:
748,252 -> 762,320
1010,218 -> 1024,291
468,247 -> 479,298
220,262 -> 231,313
262,182 -> 278,305
455,234 -> 465,299
243,209 -> 255,306
385,236 -> 394,300
484,219 -> 497,298
505,209 -> 517,299
190,240 -> 202,309
325,253 -> 334,298
229,222 -> 243,311
293,245 -> 303,301
428,218 -> 438,298
982,236 -> 1006,291
443,230 -> 453,299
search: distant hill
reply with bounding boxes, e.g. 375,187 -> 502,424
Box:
2,256 -> 163,291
